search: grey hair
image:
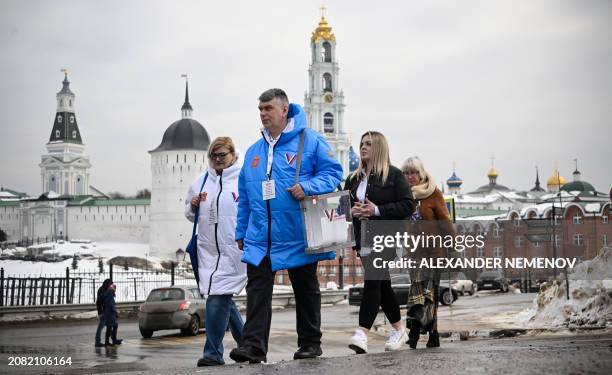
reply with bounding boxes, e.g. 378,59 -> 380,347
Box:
402,156 -> 427,178
258,88 -> 289,104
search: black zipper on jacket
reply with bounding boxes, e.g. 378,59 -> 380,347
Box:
207,174 -> 223,295
262,134 -> 275,259
266,200 -> 271,257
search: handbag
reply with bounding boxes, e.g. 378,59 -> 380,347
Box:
185,172 -> 208,284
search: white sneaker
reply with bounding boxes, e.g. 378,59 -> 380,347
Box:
349,329 -> 368,354
384,327 -> 407,351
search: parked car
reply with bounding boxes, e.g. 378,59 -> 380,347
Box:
440,271 -> 476,296
348,274 -> 458,307
138,285 -> 205,338
476,271 -> 509,292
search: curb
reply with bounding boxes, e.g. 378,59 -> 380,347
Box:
372,323 -> 610,340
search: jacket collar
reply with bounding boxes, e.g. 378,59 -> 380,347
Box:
207,151 -> 243,180
261,103 -> 306,146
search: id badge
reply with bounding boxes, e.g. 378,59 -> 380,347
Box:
208,198 -> 218,225
262,180 -> 276,200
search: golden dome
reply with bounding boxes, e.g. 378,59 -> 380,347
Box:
547,170 -> 567,187
487,167 -> 498,178
311,16 -> 336,43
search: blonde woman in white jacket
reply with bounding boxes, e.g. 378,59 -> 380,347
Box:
184,137 -> 247,367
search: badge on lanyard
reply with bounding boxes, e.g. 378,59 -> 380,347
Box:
262,180 -> 276,200
208,197 -> 218,225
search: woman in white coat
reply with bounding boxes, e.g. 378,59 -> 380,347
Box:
185,137 -> 247,367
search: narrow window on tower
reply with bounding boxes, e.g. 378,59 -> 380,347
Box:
322,42 -> 332,62
57,115 -> 62,122
324,112 -> 334,133
55,130 -> 60,138
323,73 -> 332,92
72,130 -> 77,138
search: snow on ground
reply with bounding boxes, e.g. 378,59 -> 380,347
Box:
519,247 -> 612,328
1,241 -> 168,277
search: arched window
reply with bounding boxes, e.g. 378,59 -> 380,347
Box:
49,176 -> 57,193
55,130 -> 60,138
322,42 -> 332,62
324,112 -> 334,133
76,176 -> 84,195
323,73 -> 332,92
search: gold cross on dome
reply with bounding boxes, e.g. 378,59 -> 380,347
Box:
320,4 -> 326,18
60,68 -> 68,78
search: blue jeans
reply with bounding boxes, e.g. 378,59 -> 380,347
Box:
95,314 -> 105,343
203,295 -> 243,364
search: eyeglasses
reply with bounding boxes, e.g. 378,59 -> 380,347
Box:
211,152 -> 230,160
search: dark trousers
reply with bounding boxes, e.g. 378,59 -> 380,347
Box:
358,279 -> 401,329
95,314 -> 105,343
240,257 -> 321,355
105,324 -> 118,344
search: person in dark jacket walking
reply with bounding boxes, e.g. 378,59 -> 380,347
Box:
344,131 -> 415,354
95,278 -> 112,347
103,283 -> 122,347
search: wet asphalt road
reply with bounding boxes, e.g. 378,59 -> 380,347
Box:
0,291 -> 608,374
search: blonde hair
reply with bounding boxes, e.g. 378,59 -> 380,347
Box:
351,131 -> 391,184
208,137 -> 235,158
402,156 -> 427,182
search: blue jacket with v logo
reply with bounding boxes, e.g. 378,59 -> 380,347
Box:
236,103 -> 343,271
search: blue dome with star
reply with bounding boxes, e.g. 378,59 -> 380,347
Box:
447,171 -> 463,187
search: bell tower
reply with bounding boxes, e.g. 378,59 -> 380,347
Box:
39,70 -> 91,196
304,7 -> 350,176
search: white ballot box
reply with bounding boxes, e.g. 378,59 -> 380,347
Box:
300,190 -> 355,254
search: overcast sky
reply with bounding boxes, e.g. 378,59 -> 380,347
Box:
1,0 -> 610,197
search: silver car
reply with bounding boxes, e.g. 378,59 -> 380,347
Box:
138,285 -> 205,338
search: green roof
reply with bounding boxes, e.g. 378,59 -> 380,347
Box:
91,198 -> 150,206
0,187 -> 28,197
0,200 -> 20,207
560,181 -> 598,197
456,208 -> 506,218
66,196 -> 150,206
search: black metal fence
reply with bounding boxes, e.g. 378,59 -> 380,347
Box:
0,264 -> 197,307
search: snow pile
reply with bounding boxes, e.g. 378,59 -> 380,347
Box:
520,247 -> 612,328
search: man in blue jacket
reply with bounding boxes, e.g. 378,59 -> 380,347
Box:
230,88 -> 343,363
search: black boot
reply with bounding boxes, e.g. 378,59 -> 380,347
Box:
407,320 -> 421,349
426,330 -> 440,348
